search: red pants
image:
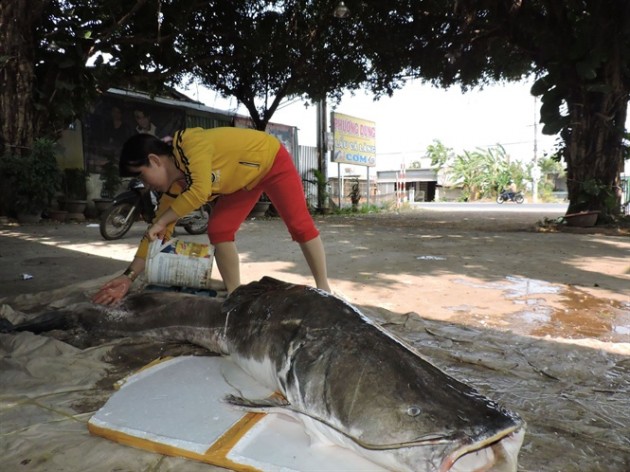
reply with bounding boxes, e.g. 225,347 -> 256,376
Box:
208,145 -> 319,244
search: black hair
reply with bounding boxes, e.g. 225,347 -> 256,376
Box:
119,134 -> 173,177
133,107 -> 151,117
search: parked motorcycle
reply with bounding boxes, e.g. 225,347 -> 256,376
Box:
99,178 -> 211,240
496,190 -> 525,204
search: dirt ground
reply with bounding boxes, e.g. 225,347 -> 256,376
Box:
0,205 -> 629,471
1,205 -> 628,343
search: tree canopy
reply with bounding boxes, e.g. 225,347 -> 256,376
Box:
446,1 -> 629,218
1,0 -> 628,220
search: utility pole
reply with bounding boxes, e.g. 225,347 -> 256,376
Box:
315,1 -> 350,212
316,99 -> 328,212
532,96 -> 540,203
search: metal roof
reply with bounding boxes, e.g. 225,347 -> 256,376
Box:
106,87 -> 234,117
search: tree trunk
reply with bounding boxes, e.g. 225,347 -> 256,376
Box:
0,0 -> 43,156
564,56 -> 628,220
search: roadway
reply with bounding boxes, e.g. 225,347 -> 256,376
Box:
410,201 -> 568,213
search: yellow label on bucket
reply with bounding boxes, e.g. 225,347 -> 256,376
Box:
146,239 -> 214,289
171,240 -> 211,258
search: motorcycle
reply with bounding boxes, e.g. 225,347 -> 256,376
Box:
99,178 -> 211,240
496,190 -> 525,204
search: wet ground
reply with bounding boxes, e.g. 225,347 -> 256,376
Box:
450,276 -> 630,343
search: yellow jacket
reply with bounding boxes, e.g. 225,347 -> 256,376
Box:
136,127 -> 281,259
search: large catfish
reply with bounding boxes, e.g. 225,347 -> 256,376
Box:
4,277 -> 525,472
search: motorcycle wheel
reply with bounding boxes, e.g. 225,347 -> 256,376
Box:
496,195 -> 505,204
183,204 -> 211,235
515,194 -> 525,204
99,202 -> 138,240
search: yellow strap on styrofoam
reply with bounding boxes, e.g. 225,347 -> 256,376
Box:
88,410 -> 266,472
113,356 -> 175,390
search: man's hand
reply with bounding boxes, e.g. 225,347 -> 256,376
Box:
92,276 -> 132,305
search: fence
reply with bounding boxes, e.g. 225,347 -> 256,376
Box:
296,145 -> 319,208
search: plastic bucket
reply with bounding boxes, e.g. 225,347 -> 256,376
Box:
145,239 -> 214,289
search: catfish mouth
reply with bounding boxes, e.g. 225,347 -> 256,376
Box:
346,423 -> 525,472
348,423 -> 523,451
353,431 -> 478,450
439,425 -> 526,472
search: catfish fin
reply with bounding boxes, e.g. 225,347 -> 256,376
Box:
224,393 -> 290,412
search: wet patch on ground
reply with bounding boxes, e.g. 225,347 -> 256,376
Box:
449,276 -> 630,343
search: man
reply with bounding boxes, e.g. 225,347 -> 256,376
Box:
133,108 -> 158,136
506,180 -> 517,199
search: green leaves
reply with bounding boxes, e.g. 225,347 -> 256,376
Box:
425,139 -> 454,170
0,138 -> 62,214
436,142 -> 528,201
5,0 -> 628,222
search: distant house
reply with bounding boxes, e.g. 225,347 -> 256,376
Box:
376,168 -> 438,202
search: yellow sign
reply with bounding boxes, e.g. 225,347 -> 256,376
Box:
331,112 -> 376,167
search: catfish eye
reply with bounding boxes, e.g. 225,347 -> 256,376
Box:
406,406 -> 421,417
